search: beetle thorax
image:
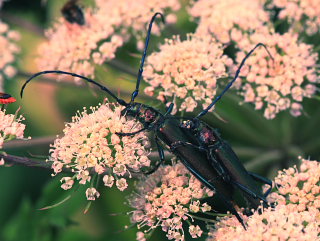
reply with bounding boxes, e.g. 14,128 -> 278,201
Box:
199,127 -> 216,144
139,106 -> 160,124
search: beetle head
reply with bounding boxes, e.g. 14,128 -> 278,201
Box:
121,103 -> 159,125
180,119 -> 199,132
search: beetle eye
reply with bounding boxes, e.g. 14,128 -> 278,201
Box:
181,120 -> 193,129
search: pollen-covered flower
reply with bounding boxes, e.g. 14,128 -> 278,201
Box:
207,158 -> 320,241
0,21 -> 20,92
0,109 -> 26,149
270,0 -> 320,35
143,34 -> 233,113
235,29 -> 319,119
189,0 -> 269,44
37,0 -> 180,79
49,103 -> 151,197
128,162 -> 215,241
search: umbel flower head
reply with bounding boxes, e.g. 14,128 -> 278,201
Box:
128,162 -> 215,241
208,205 -> 319,241
189,0 -> 269,44
269,0 -> 320,35
37,0 -> 180,79
268,157 -> 320,212
143,34 -> 233,113
49,103 -> 151,199
0,108 -> 26,149
207,158 -> 320,241
235,28 -> 319,119
0,21 -> 20,92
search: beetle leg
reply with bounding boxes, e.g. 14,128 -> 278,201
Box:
178,158 -> 247,230
116,127 -> 148,136
218,194 -> 247,230
143,136 -> 165,175
125,136 -> 165,175
247,172 -> 273,197
208,150 -> 230,182
230,179 -> 268,205
170,141 -> 206,152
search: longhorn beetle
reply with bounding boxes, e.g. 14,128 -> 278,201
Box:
21,12 -> 273,228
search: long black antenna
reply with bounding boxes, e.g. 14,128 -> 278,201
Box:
130,12 -> 165,103
196,43 -> 274,119
20,70 -> 128,106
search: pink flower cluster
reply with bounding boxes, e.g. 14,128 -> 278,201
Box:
49,103 -> 151,199
209,205 -> 319,241
143,34 -> 233,113
235,28 -> 318,119
37,0 -> 180,79
207,158 -> 320,241
0,21 -> 20,92
189,0 -> 269,44
271,0 -> 320,35
0,109 -> 26,149
129,162 -> 214,241
268,157 -> 320,212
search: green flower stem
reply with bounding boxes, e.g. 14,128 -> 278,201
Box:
0,153 -> 60,170
2,136 -> 55,149
188,214 -> 223,224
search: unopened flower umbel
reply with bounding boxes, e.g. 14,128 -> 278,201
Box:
235,29 -> 319,119
0,109 -> 26,149
129,162 -> 215,241
37,0 -> 180,79
143,34 -> 232,113
207,158 -> 320,241
0,21 -> 20,92
49,103 -> 151,198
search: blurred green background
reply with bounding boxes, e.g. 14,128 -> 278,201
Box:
0,0 -> 319,241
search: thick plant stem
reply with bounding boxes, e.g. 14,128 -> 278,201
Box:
0,153 -> 54,170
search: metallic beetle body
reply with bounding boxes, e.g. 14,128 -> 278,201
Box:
179,119 -> 267,210
121,105 -> 261,226
157,117 -> 234,199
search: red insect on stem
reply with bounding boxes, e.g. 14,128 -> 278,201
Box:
0,92 -> 16,104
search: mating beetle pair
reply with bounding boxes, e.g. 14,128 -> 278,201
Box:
21,12 -> 273,229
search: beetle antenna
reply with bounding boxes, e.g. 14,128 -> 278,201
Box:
20,70 -> 128,106
130,12 -> 165,103
196,43 -> 273,119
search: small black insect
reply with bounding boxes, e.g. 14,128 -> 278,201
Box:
61,0 -> 85,26
21,12 -> 273,229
